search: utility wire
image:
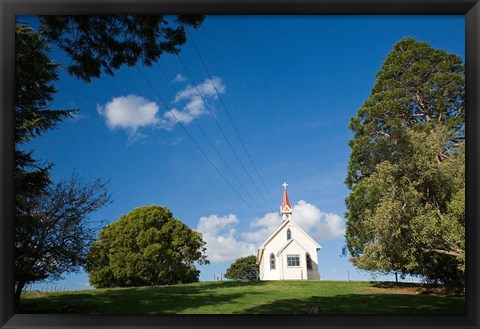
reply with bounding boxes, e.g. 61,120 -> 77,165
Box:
176,54 -> 274,211
135,67 -> 261,217
157,65 -> 263,211
185,27 -> 278,209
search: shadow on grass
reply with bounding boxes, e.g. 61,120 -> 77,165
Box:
368,281 -> 465,297
19,281 -> 265,314
19,281 -> 465,315
240,293 -> 466,315
185,280 -> 267,289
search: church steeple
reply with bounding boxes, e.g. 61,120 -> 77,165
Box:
280,182 -> 292,221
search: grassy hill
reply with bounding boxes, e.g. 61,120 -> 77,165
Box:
19,280 -> 465,314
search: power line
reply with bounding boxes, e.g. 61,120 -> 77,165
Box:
185,27 -> 277,209
176,53 -> 274,211
156,65 -> 263,211
135,67 -> 261,217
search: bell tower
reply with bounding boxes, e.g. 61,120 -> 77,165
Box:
280,182 -> 292,221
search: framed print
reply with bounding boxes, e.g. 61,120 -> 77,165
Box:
1,0 -> 478,328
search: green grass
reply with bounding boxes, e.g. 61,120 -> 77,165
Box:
19,280 -> 465,314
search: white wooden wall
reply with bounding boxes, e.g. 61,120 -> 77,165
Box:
259,221 -> 320,280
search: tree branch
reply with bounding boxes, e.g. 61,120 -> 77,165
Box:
423,248 -> 460,258
376,130 -> 391,138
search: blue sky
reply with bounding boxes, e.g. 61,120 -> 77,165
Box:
19,15 -> 464,290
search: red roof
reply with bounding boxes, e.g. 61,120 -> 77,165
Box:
281,188 -> 291,210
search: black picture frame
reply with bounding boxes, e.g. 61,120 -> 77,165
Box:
1,1 -> 478,328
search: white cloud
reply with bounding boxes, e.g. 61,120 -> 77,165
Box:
290,200 -> 345,242
241,212 -> 281,245
162,77 -> 226,128
98,77 -> 226,138
197,214 -> 238,236
161,107 -> 195,129
174,76 -> 225,102
315,212 -> 345,241
291,200 -> 322,229
195,201 -> 345,264
97,95 -> 160,132
196,214 -> 257,263
241,200 -> 345,246
172,73 -> 187,83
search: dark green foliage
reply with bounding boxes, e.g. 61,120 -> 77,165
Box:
40,15 -> 204,82
15,25 -> 82,305
86,205 -> 209,288
344,38 -> 465,288
224,255 -> 259,280
15,25 -> 77,144
15,24 -> 76,208
346,38 -> 464,189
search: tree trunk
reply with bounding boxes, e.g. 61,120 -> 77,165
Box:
15,280 -> 26,308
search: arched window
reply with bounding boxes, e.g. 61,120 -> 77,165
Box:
286,228 -> 291,240
270,253 -> 276,270
306,253 -> 313,270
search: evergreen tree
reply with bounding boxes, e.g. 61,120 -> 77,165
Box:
15,25 -> 77,305
344,38 -> 465,288
15,24 -> 76,197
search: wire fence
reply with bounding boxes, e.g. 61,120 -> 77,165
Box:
23,283 -> 66,293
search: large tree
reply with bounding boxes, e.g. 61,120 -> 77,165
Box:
224,255 -> 259,281
344,38 -> 465,287
86,205 -> 209,288
15,15 -> 204,303
15,24 -> 77,305
15,24 -> 76,194
15,175 -> 111,306
39,15 -> 204,82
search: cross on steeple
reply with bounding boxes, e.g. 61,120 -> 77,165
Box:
282,182 -> 288,190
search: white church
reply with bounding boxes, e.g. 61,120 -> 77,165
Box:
256,183 -> 321,280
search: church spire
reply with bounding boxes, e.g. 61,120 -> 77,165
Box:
280,182 -> 292,221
